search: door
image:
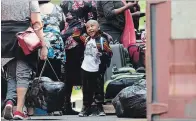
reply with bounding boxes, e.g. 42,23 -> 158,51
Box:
146,0 -> 196,121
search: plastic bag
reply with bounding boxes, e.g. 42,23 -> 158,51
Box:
25,77 -> 65,113
112,79 -> 146,118
25,60 -> 65,113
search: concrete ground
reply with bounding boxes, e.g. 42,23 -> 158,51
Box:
1,115 -> 147,121
1,88 -> 147,121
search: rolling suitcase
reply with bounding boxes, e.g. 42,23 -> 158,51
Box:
104,44 -> 128,81
104,73 -> 145,101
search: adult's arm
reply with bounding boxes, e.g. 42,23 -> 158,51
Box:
132,11 -> 145,17
100,1 -> 137,19
29,1 -> 48,60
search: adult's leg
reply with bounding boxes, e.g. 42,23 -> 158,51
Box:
13,60 -> 32,120
4,59 -> 17,105
64,68 -> 74,105
64,48 -> 74,104
3,59 -> 17,120
63,46 -> 83,115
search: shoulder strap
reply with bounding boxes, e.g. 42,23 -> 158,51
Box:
100,37 -> 104,50
85,36 -> 91,45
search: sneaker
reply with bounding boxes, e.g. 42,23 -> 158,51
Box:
27,107 -> 34,116
3,100 -> 14,120
13,111 -> 29,120
62,103 -> 79,115
97,104 -> 106,116
62,108 -> 79,115
78,105 -> 91,117
89,105 -> 98,116
48,111 -> 63,116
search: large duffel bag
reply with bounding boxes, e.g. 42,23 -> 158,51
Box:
25,59 -> 65,113
104,44 -> 128,81
112,79 -> 146,118
104,73 -> 144,101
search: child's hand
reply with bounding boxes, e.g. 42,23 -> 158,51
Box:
97,52 -> 102,57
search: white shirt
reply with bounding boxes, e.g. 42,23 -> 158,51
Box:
81,38 -> 101,72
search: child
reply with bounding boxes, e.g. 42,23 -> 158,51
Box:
78,20 -> 113,117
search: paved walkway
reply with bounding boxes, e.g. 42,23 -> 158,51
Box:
2,115 -> 147,121
2,88 -> 147,121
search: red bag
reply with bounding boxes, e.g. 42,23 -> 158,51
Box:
121,0 -> 136,48
128,43 -> 146,69
16,27 -> 42,55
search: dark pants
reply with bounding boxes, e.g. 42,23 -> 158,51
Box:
64,45 -> 84,104
94,72 -> 105,104
81,68 -> 106,106
94,63 -> 108,105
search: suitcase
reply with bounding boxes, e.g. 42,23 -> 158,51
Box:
104,44 -> 128,81
128,42 -> 146,69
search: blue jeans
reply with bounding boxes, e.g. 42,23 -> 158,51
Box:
4,59 -> 17,105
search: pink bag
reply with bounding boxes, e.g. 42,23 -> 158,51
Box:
121,0 -> 136,48
128,43 -> 146,69
16,27 -> 42,55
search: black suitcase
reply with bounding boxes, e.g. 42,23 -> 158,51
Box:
104,73 -> 144,101
104,44 -> 128,81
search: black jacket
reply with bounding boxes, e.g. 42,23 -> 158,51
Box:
72,30 -> 113,73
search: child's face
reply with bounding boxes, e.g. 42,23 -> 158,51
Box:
85,21 -> 99,38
